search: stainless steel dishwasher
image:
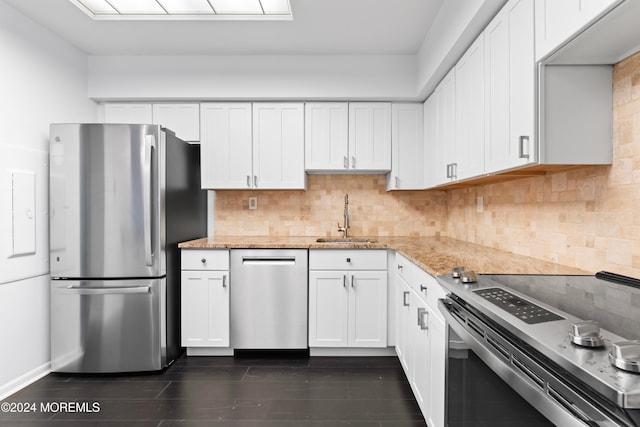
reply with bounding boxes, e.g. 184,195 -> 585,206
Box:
230,249 -> 308,349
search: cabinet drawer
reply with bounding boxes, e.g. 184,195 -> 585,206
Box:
309,249 -> 387,271
181,249 -> 229,270
396,253 -> 447,313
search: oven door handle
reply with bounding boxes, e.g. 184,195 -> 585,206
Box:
438,298 -> 599,427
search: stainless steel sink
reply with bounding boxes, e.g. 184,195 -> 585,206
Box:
316,238 -> 377,244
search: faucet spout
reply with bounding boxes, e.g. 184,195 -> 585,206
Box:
338,194 -> 350,238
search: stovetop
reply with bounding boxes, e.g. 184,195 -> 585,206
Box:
436,273 -> 640,409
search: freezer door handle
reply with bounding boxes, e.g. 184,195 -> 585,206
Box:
143,135 -> 156,266
55,285 -> 151,295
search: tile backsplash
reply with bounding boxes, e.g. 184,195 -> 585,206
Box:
212,51 -> 640,277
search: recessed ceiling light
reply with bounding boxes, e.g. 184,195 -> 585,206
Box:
70,0 -> 292,20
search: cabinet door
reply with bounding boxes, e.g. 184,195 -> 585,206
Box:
485,0 -> 536,173
388,103 -> 424,190
348,103 -> 392,171
200,103 -> 253,189
396,275 -> 412,373
455,36 -> 485,181
411,295 -> 430,419
435,69 -> 456,184
103,103 -> 152,124
152,104 -> 200,142
253,103 -> 305,189
309,271 -> 349,347
181,270 -> 229,347
348,271 -> 387,348
305,103 -> 349,171
428,312 -> 446,427
423,95 -> 438,189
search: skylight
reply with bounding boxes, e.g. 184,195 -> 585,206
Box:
70,0 -> 292,20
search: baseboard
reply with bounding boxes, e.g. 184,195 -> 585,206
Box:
309,347 -> 397,357
186,347 -> 234,356
0,362 -> 51,401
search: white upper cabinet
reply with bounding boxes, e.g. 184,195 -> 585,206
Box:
348,103 -> 392,172
305,103 -> 349,171
434,69 -> 456,185
387,103 -> 424,190
455,35 -> 486,181
200,103 -> 253,189
152,104 -> 200,142
423,95 -> 438,189
535,0 -> 621,61
252,103 -> 305,189
103,103 -> 152,124
484,0 -> 536,173
200,103 -> 305,190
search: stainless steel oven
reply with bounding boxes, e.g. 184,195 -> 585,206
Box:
437,273 -> 640,427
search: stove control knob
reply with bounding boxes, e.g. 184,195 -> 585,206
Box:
570,321 -> 605,348
452,266 -> 465,278
609,340 -> 640,373
461,270 -> 477,283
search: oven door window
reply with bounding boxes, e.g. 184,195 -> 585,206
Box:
447,327 -> 554,427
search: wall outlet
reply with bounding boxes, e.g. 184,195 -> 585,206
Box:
476,196 -> 484,213
248,196 -> 258,210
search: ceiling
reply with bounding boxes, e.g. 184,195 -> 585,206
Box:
3,0 -> 445,55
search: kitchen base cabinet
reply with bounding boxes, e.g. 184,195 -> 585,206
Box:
309,250 -> 388,349
180,249 -> 230,353
395,253 -> 446,427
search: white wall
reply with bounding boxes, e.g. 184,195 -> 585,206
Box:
88,54 -> 417,101
0,0 -> 97,399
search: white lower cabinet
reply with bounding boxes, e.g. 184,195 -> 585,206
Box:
181,250 -> 230,348
395,253 -> 446,427
309,250 -> 388,348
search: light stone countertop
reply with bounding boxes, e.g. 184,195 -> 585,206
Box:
179,236 -> 589,277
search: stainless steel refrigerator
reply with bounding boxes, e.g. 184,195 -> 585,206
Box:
49,123 -> 206,373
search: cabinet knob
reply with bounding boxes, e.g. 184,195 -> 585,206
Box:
201,258 -> 206,264
420,284 -> 427,292
346,257 -> 351,263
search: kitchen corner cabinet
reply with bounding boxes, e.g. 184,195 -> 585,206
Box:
395,253 -> 446,426
103,103 -> 200,142
181,249 -> 230,348
387,103 -> 424,190
200,102 -> 305,190
309,250 -> 387,348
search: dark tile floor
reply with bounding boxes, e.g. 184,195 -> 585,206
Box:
1,353 -> 426,426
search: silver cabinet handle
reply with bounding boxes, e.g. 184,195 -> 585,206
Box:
420,284 -> 427,293
351,156 -> 356,168
446,164 -> 451,178
395,176 -> 399,188
254,175 -> 258,188
452,163 -> 457,180
351,275 -> 355,288
222,274 -> 227,288
519,136 -> 530,159
397,264 -> 403,271
246,175 -> 251,188
343,156 -> 348,169
418,307 -> 428,330
343,274 -> 347,288
403,291 -> 410,307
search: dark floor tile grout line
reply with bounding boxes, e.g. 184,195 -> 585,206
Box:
155,381 -> 173,399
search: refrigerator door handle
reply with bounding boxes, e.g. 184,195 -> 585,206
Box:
143,135 -> 156,266
55,285 -> 151,295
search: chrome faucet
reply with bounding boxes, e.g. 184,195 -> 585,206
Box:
337,194 -> 350,238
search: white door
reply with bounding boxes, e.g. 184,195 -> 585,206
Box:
348,271 -> 387,348
103,103 -> 152,124
253,103 -> 305,189
200,103 -> 253,189
308,271 -> 349,347
389,103 -> 424,190
411,296 -> 431,419
435,69 -> 456,184
152,104 -> 200,142
305,103 -> 349,171
455,36 -> 485,181
485,0 -> 536,173
348,103 -> 392,171
181,271 -> 229,347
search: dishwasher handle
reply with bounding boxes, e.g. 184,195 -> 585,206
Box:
241,256 -> 297,266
